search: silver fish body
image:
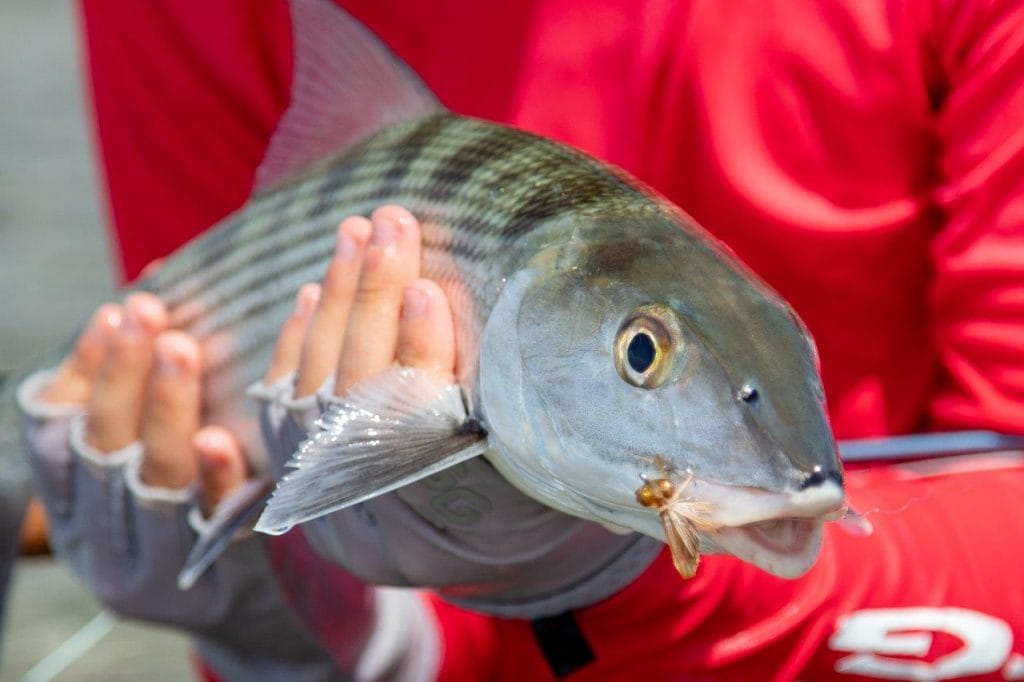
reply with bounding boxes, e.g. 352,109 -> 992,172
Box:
145,111 -> 842,577
7,0 -> 846,582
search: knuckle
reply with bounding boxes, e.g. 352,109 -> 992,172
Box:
139,455 -> 194,490
148,375 -> 195,410
353,281 -> 400,311
108,329 -> 150,358
83,422 -> 130,454
371,204 -> 417,226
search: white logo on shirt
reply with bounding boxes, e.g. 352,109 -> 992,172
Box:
829,607 -> 1022,680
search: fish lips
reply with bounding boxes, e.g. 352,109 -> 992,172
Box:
690,476 -> 845,578
705,519 -> 825,578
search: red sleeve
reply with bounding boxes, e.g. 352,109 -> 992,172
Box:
928,0 -> 1024,433
79,0 -> 293,282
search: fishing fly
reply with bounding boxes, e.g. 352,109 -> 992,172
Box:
635,458 -> 715,579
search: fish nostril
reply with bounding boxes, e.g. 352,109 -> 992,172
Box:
801,466 -> 842,490
737,384 -> 759,403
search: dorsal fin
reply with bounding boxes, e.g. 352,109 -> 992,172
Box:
253,0 -> 442,194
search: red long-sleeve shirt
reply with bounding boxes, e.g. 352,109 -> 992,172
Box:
79,1 -> 1024,679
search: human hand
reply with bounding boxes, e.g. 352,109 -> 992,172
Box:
38,292 -> 246,513
252,204 -> 456,486
281,205 -> 452,391
16,288 -> 344,677
18,292 -> 275,619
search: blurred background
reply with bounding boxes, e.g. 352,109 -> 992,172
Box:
0,1 -> 192,678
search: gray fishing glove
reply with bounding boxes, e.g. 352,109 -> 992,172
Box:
251,374 -> 662,619
16,369 -> 344,682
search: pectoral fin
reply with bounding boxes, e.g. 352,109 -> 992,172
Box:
255,367 -> 487,536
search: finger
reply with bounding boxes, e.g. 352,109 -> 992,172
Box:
193,426 -> 247,516
140,257 -> 165,278
85,293 -> 168,452
396,279 -> 456,379
335,205 -> 422,394
294,217 -> 372,397
41,304 -> 122,405
264,283 -> 321,384
138,331 -> 202,488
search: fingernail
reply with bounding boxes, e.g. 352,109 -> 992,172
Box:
100,307 -> 123,331
194,431 -> 227,463
293,284 -> 321,318
156,343 -> 182,376
335,218 -> 371,259
334,231 -> 357,260
371,217 -> 398,247
402,285 -> 428,320
122,309 -> 144,338
124,293 -> 166,332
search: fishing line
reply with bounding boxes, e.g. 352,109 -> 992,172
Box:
853,477 -> 989,520
853,490 -> 941,519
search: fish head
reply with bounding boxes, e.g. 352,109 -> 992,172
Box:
478,211 -> 844,578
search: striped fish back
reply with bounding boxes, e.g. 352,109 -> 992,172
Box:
145,113 -> 652,412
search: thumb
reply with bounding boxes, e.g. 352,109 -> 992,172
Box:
193,426 -> 247,516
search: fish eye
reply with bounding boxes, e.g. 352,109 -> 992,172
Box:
614,305 -> 681,388
627,332 -> 656,373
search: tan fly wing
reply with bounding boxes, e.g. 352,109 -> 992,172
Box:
660,508 -> 701,579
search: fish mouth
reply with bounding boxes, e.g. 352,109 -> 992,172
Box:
707,518 -> 824,578
686,475 -> 845,578
600,468 -> 846,578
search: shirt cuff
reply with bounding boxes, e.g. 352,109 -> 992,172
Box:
16,369 -> 86,421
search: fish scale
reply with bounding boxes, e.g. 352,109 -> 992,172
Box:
157,115 -> 616,323
140,113 -> 651,421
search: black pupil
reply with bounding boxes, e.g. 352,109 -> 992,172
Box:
627,332 -> 657,373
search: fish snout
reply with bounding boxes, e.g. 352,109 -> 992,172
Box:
784,474 -> 845,520
799,465 -> 843,491
692,475 -> 845,579
788,464 -> 845,521
688,473 -> 845,529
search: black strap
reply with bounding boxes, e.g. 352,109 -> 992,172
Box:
530,611 -> 595,678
